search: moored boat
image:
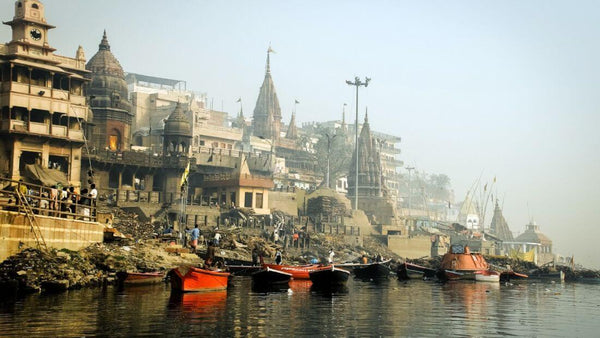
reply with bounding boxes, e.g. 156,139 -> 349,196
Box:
169,266 -> 230,292
438,245 -> 489,281
262,263 -> 322,280
352,261 -> 392,280
116,271 -> 165,286
398,262 -> 437,280
309,265 -> 351,286
499,270 -> 529,282
252,267 -> 292,286
226,264 -> 262,276
475,270 -> 500,282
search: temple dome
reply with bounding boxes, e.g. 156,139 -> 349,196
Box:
164,102 -> 191,137
86,30 -> 124,78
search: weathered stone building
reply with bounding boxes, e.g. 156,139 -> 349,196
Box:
0,0 -> 89,187
85,31 -> 133,152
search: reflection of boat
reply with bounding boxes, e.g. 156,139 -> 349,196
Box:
499,270 -> 528,282
252,267 -> 292,286
475,270 -> 500,282
116,271 -> 165,286
169,290 -> 228,315
309,265 -> 351,286
288,280 -> 312,292
438,245 -> 489,281
262,264 -> 321,280
398,262 -> 437,280
169,266 -> 230,292
348,260 -> 392,280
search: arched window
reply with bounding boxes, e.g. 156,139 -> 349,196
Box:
17,2 -> 22,8
32,3 -> 39,9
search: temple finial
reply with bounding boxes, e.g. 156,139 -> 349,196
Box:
364,107 -> 369,123
266,44 -> 275,74
99,30 -> 110,51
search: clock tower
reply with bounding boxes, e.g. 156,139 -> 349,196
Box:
3,0 -> 56,57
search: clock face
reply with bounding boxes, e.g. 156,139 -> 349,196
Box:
30,28 -> 42,41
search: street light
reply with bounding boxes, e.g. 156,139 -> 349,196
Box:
346,76 -> 370,210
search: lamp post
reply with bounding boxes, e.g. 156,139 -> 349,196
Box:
346,76 -> 370,210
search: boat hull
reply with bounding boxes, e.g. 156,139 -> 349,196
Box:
499,271 -> 529,282
475,270 -> 500,282
169,266 -> 230,292
353,262 -> 391,280
398,262 -> 437,280
309,266 -> 351,286
262,264 -> 321,280
252,267 -> 292,286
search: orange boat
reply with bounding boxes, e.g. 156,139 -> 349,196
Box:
169,266 -> 230,292
438,245 -> 489,280
262,263 -> 322,280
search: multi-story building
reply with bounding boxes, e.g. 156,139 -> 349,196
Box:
0,0 -> 90,186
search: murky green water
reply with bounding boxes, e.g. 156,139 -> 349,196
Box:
0,278 -> 598,337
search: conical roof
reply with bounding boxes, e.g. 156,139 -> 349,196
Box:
164,102 -> 191,137
349,109 -> 382,197
285,113 -> 297,139
86,30 -> 124,78
490,201 -> 513,240
252,47 -> 282,139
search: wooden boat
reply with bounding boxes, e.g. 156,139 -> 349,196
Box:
475,270 -> 500,282
438,245 -> 489,281
169,266 -> 230,292
262,263 -> 322,280
226,264 -> 262,276
309,265 -> 351,286
398,262 -> 437,280
499,270 -> 529,282
116,271 -> 165,286
352,261 -> 392,280
252,267 -> 292,286
527,270 -> 565,282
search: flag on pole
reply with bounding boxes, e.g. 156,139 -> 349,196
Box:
180,161 -> 190,188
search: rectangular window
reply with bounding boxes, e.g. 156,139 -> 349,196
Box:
199,140 -> 205,146
255,193 -> 263,209
244,192 -> 253,208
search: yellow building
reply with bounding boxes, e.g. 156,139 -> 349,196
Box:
0,0 -> 89,186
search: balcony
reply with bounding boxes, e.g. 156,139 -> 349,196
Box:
29,121 -> 48,134
51,125 -> 67,137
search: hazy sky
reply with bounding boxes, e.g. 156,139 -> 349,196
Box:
2,0 -> 598,268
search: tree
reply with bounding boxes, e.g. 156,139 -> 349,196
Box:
313,126 -> 353,188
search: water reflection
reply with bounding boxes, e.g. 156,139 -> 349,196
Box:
0,279 -> 598,337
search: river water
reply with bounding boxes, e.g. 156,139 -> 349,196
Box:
0,277 -> 598,337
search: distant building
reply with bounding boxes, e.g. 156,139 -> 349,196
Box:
252,47 -> 281,140
505,221 -> 554,265
0,0 -> 90,186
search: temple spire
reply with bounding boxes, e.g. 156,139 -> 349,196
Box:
99,29 -> 110,51
364,106 -> 369,124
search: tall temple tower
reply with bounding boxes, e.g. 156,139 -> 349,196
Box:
348,111 -> 383,198
86,31 -> 133,152
252,47 -> 281,140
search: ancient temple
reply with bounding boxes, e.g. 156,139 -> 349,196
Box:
86,30 -> 133,152
348,111 -> 383,199
489,201 -> 514,241
231,105 -> 246,129
252,47 -> 281,140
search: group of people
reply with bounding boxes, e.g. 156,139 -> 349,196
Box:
185,224 -> 222,254
7,180 -> 97,220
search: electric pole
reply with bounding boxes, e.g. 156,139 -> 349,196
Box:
346,76 -> 370,210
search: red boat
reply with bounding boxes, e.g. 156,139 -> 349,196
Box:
169,266 -> 230,292
116,271 -> 165,286
438,245 -> 490,281
262,263 -> 321,280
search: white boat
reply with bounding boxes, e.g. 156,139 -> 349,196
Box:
475,270 -> 500,282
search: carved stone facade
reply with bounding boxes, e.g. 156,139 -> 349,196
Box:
252,48 -> 281,140
86,31 -> 133,152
